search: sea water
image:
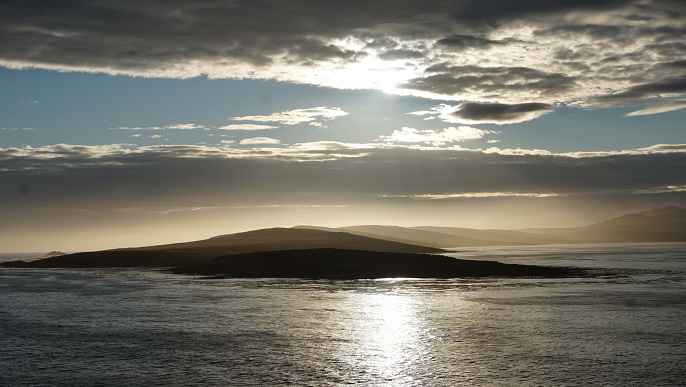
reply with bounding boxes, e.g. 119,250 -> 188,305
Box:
1,243 -> 685,386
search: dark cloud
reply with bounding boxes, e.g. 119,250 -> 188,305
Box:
447,102 -> 555,124
0,0 -> 447,72
377,49 -> 425,61
451,0 -> 634,24
402,65 -> 576,100
435,34 -> 507,50
595,77 -> 686,105
534,24 -> 631,42
656,60 -> 686,70
624,15 -> 655,21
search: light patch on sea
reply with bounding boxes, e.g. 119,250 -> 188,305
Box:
1,243 -> 685,386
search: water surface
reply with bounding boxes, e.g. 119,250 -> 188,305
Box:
1,244 -> 685,386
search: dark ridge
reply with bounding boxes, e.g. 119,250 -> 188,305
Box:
169,248 -> 590,279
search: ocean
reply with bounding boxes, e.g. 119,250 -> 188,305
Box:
1,243 -> 685,386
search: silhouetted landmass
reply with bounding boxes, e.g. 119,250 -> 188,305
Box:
46,251 -> 66,256
3,206 -> 683,271
170,248 -> 590,279
4,228 -> 441,268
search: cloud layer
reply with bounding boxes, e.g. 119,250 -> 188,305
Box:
2,142 -> 685,208
2,0 -> 686,119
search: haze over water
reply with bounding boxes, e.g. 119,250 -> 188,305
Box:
2,243 -> 685,386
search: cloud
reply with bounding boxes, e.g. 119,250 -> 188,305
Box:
636,185 -> 686,194
638,144 -> 686,152
110,125 -> 196,131
401,65 -> 577,103
165,123 -> 207,130
411,102 -> 554,125
218,124 -> 279,130
233,107 -> 348,126
445,102 -> 556,124
379,126 -> 496,145
435,34 -> 510,50
381,192 -> 560,199
377,49 -> 425,60
2,1 -> 685,117
239,137 -> 281,145
0,127 -> 34,131
595,77 -> 686,106
624,99 -> 686,116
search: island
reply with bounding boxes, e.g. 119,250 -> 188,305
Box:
0,227 -> 612,279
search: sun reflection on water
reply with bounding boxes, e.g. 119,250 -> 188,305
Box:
335,289 -> 428,385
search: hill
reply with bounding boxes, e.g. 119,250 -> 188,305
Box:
9,228 -> 441,268
521,206 -> 686,243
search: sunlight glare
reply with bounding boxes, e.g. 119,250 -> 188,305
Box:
335,290 -> 427,384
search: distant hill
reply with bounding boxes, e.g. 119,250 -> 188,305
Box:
341,225 -> 518,247
521,206 -> 686,243
640,206 -> 685,217
299,206 -> 686,248
296,225 -> 558,248
12,228 -> 441,268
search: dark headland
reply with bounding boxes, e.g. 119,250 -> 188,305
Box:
169,248 -> 590,279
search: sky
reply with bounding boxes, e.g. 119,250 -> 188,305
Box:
1,0 -> 685,252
